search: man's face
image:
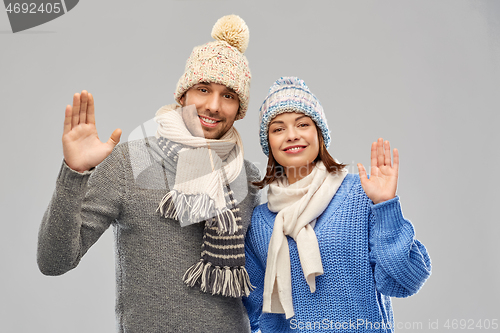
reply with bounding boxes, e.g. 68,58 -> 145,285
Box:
179,82 -> 240,140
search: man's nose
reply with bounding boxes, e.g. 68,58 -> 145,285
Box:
205,94 -> 221,113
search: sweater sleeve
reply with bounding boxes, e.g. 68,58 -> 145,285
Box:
37,147 -> 125,276
242,212 -> 266,333
368,196 -> 431,297
244,160 -> 262,209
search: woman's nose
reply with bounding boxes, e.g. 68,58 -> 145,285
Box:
286,127 -> 300,141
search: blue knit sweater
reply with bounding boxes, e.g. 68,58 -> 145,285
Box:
243,174 -> 431,333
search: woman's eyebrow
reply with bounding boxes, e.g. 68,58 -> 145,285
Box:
269,120 -> 284,126
270,115 -> 310,126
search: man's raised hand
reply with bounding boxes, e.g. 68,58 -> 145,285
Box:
62,91 -> 122,173
357,138 -> 399,204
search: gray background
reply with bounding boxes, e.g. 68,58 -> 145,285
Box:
1,0 -> 499,332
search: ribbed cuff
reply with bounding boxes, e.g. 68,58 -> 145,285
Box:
56,160 -> 93,191
370,196 -> 405,231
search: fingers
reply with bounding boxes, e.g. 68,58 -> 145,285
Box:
357,163 -> 368,183
69,90 -> 93,129
87,93 -> 95,125
80,90 -> 88,124
370,141 -> 377,170
108,128 -> 122,147
373,138 -> 395,168
71,93 -> 81,128
393,148 -> 399,172
384,140 -> 391,166
377,138 -> 384,167
63,105 -> 72,134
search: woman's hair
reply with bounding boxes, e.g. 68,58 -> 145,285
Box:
253,123 -> 346,189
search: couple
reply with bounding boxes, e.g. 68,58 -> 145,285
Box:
37,15 -> 431,333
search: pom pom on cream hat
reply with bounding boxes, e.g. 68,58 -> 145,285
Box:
174,15 -> 252,120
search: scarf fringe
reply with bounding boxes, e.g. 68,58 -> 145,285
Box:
158,190 -> 237,235
183,260 -> 255,297
210,208 -> 238,235
183,259 -> 204,286
157,190 -> 215,222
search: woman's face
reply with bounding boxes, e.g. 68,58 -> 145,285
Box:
268,112 -> 320,182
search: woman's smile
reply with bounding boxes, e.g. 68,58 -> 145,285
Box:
283,145 -> 308,154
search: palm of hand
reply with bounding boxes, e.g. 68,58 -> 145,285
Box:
357,138 -> 399,204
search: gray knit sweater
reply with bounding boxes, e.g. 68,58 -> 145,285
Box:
37,137 -> 261,333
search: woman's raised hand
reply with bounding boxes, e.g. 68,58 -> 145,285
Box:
357,138 -> 399,204
62,91 -> 122,173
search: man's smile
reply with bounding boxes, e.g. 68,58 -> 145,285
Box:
199,115 -> 221,128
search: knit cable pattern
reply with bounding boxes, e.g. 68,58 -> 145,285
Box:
243,174 -> 431,333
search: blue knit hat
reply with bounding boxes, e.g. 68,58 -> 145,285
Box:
259,77 -> 331,156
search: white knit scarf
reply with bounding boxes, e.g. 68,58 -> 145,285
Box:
263,161 -> 348,318
155,104 -> 244,234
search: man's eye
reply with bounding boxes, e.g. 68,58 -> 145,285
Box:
199,88 -> 208,93
224,94 -> 234,99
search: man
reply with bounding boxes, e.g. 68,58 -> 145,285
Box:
37,15 -> 260,333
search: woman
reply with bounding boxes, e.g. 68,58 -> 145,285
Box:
243,77 -> 431,332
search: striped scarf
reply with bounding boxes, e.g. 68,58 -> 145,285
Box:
155,104 -> 253,297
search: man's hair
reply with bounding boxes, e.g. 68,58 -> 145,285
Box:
253,123 -> 346,189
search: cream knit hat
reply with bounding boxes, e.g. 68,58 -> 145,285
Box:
174,15 -> 251,120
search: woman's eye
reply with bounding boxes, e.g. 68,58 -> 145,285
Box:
298,123 -> 309,127
272,128 -> 283,133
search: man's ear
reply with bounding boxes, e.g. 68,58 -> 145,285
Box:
179,93 -> 185,106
